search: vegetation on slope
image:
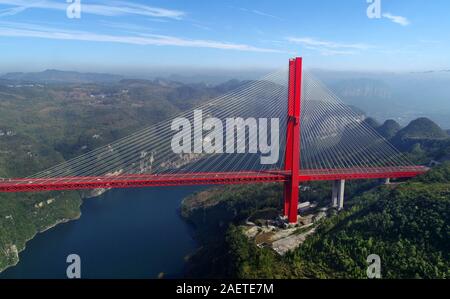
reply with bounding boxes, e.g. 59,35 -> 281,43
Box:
0,76 -> 239,272
183,164 -> 450,279
182,114 -> 450,279
0,192 -> 81,271
287,167 -> 449,279
377,119 -> 401,139
394,117 -> 448,141
181,179 -> 377,278
372,117 -> 450,164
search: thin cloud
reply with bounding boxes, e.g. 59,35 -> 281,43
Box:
286,37 -> 370,55
315,48 -> 357,56
250,9 -> 282,20
0,5 -> 26,16
237,7 -> 282,20
0,0 -> 185,19
382,13 -> 410,26
192,23 -> 213,31
419,39 -> 441,44
99,21 -> 156,33
287,37 -> 370,50
0,21 -> 282,53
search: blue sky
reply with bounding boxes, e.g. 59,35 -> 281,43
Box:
0,0 -> 449,73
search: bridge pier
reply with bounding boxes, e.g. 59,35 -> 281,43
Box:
331,180 -> 339,208
337,179 -> 345,210
385,178 -> 391,185
331,180 -> 345,210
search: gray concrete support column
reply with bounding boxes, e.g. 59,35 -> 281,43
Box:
337,179 -> 345,210
331,180 -> 339,208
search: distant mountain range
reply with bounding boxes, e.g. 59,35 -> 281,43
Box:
0,69 -> 124,84
0,69 -> 256,87
316,71 -> 450,129
2,68 -> 450,129
0,69 -> 270,86
410,69 -> 450,74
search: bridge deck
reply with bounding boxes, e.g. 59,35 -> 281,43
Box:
0,166 -> 428,193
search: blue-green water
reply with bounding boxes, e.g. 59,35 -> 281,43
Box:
1,186 -> 201,279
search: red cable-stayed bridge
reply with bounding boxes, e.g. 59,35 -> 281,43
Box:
0,58 -> 428,223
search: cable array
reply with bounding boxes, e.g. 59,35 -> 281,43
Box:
18,67 -> 418,186
27,69 -> 289,183
300,72 -> 414,170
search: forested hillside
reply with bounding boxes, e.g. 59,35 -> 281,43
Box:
183,163 -> 449,279
0,75 -> 240,272
182,118 -> 450,279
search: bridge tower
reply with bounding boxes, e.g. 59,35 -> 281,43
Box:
283,57 -> 302,223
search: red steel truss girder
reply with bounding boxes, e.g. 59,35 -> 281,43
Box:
0,166 -> 428,193
297,167 -> 428,181
0,172 -> 288,193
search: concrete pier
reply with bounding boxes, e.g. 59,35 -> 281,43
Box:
337,179 -> 345,210
331,180 -> 339,208
331,180 -> 346,210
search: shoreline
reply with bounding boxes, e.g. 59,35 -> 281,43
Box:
0,190 -> 106,274
0,205 -> 84,280
0,213 -> 82,274
0,187 -> 198,276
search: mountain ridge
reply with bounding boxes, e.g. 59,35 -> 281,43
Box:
1,69 -> 125,84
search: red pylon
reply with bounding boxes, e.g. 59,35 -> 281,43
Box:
283,57 -> 302,223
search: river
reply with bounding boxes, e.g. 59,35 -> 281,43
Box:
0,186 -> 202,279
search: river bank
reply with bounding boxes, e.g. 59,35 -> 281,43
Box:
1,186 -> 200,278
0,187 -> 114,273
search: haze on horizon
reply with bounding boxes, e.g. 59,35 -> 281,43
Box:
1,0 -> 450,129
